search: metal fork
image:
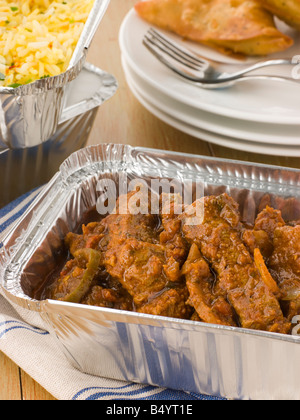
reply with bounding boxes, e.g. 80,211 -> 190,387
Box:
143,28 -> 297,89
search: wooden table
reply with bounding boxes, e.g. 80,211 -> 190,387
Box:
0,0 -> 299,400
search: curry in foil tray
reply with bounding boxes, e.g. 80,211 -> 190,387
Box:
135,0 -> 298,56
46,190 -> 300,336
0,0 -> 94,87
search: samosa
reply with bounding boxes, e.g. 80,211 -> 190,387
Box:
135,0 -> 293,56
256,0 -> 300,30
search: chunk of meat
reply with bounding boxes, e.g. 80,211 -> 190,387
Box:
82,285 -> 133,311
104,192 -> 189,315
105,235 -> 186,316
62,190 -> 162,309
242,229 -> 273,259
159,193 -> 189,280
242,206 -> 285,259
182,244 -> 237,327
138,287 -> 192,319
105,238 -> 168,306
66,190 -> 160,257
182,194 -> 290,334
254,206 -> 285,240
104,190 -> 160,249
269,225 -> 300,321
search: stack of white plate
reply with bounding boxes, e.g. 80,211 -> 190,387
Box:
119,9 -> 300,157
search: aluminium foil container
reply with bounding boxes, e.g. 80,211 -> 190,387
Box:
0,64 -> 118,208
0,0 -> 111,149
1,144 -> 300,400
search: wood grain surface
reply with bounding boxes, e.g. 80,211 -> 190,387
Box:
0,0 -> 299,400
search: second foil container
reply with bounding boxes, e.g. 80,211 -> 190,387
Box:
0,64 -> 118,207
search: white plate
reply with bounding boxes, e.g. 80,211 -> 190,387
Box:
119,9 -> 300,125
122,55 -> 300,146
124,61 -> 300,157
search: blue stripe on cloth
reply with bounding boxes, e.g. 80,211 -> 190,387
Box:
0,188 -> 225,401
85,388 -> 217,401
72,384 -> 225,401
0,186 -> 41,219
0,320 -> 49,339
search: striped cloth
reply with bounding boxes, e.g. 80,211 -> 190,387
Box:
0,188 -> 223,401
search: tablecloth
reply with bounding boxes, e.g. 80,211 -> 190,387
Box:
0,188 -> 224,401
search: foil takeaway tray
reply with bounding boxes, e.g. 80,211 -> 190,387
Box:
0,64 -> 118,208
1,144 -> 300,400
0,0 -> 110,149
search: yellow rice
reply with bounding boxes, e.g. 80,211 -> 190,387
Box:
0,0 -> 94,87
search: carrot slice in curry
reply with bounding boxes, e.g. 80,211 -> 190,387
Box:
254,248 -> 280,296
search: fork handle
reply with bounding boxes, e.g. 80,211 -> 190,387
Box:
199,74 -> 299,89
227,59 -> 293,79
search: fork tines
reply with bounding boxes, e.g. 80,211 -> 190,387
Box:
143,28 -> 208,72
142,27 -> 297,88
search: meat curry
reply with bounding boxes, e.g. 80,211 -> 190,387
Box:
47,191 -> 300,335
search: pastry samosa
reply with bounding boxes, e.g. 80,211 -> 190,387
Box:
135,0 -> 293,56
257,0 -> 300,30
